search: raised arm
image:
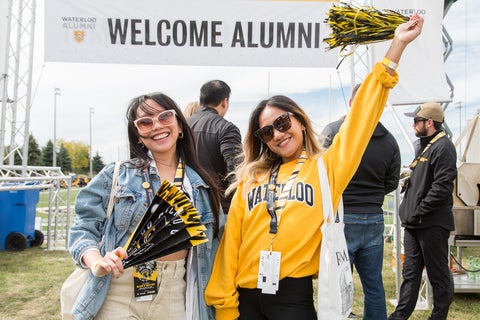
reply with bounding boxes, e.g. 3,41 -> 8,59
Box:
384,14 -> 424,75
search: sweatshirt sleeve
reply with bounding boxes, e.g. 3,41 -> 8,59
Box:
204,186 -> 244,320
323,62 -> 399,211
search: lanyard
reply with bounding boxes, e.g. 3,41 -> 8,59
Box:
134,159 -> 185,288
409,131 -> 445,170
141,159 -> 185,203
266,151 -> 307,234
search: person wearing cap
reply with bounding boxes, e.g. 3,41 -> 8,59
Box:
388,102 -> 456,320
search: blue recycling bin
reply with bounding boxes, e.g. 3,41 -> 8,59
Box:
0,188 -> 43,251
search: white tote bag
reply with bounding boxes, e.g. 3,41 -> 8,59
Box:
317,158 -> 353,320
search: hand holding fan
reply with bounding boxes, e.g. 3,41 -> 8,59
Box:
122,180 -> 208,268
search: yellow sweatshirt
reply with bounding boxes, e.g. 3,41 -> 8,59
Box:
205,63 -> 399,320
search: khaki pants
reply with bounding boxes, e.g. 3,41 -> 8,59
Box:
95,259 -> 186,320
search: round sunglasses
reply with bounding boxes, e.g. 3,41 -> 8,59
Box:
134,109 -> 176,132
255,112 -> 293,143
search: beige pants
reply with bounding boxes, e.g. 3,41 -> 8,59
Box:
95,259 -> 186,320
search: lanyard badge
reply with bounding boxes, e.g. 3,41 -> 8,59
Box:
257,152 -> 306,294
258,248 -> 281,294
133,261 -> 158,300
134,160 -> 185,301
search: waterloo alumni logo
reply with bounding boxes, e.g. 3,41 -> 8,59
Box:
61,16 -> 96,43
73,30 -> 85,43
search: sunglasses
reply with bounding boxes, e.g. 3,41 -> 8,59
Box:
413,117 -> 428,124
134,109 -> 176,132
255,112 -> 293,143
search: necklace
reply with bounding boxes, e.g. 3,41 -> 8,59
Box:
155,160 -> 178,168
142,159 -> 185,199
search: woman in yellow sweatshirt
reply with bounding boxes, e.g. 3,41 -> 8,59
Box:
205,15 -> 424,320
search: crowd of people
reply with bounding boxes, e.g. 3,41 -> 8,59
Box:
66,14 -> 457,320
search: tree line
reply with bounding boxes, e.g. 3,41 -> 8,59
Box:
5,134 -> 105,176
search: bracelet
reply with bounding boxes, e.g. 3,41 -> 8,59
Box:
382,56 -> 398,71
91,259 -> 102,273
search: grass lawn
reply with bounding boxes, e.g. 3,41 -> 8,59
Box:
37,188 -> 80,209
1,192 -> 478,318
1,240 -> 480,319
0,248 -> 74,320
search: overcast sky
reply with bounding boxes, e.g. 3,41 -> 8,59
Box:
26,0 -> 480,166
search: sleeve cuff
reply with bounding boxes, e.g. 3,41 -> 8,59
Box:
373,62 -> 399,89
79,248 -> 101,268
215,307 -> 240,320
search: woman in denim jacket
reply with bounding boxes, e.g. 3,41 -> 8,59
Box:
67,93 -> 225,320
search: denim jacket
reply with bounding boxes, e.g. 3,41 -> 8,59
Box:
68,160 -> 224,320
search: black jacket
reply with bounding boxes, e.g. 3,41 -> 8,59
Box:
399,131 -> 456,230
187,106 -> 242,214
322,119 -> 401,214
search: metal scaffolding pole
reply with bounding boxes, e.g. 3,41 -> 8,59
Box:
0,1 -> 73,251
0,0 -> 36,173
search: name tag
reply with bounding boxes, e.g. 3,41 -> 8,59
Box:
257,250 -> 281,294
133,261 -> 158,301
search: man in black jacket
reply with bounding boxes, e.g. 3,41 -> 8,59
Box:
322,83 -> 401,320
187,80 -> 243,215
388,102 -> 456,320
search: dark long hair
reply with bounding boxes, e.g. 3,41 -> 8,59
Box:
126,92 -> 222,237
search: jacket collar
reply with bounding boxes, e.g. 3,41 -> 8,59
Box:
199,105 -> 219,115
419,130 -> 442,149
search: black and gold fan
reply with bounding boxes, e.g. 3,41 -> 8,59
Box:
122,180 -> 207,268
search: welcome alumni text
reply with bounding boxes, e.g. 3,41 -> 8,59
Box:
107,18 -> 324,49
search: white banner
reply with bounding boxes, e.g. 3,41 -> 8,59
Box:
0,0 -> 9,100
371,0 -> 451,105
44,0 -> 338,68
